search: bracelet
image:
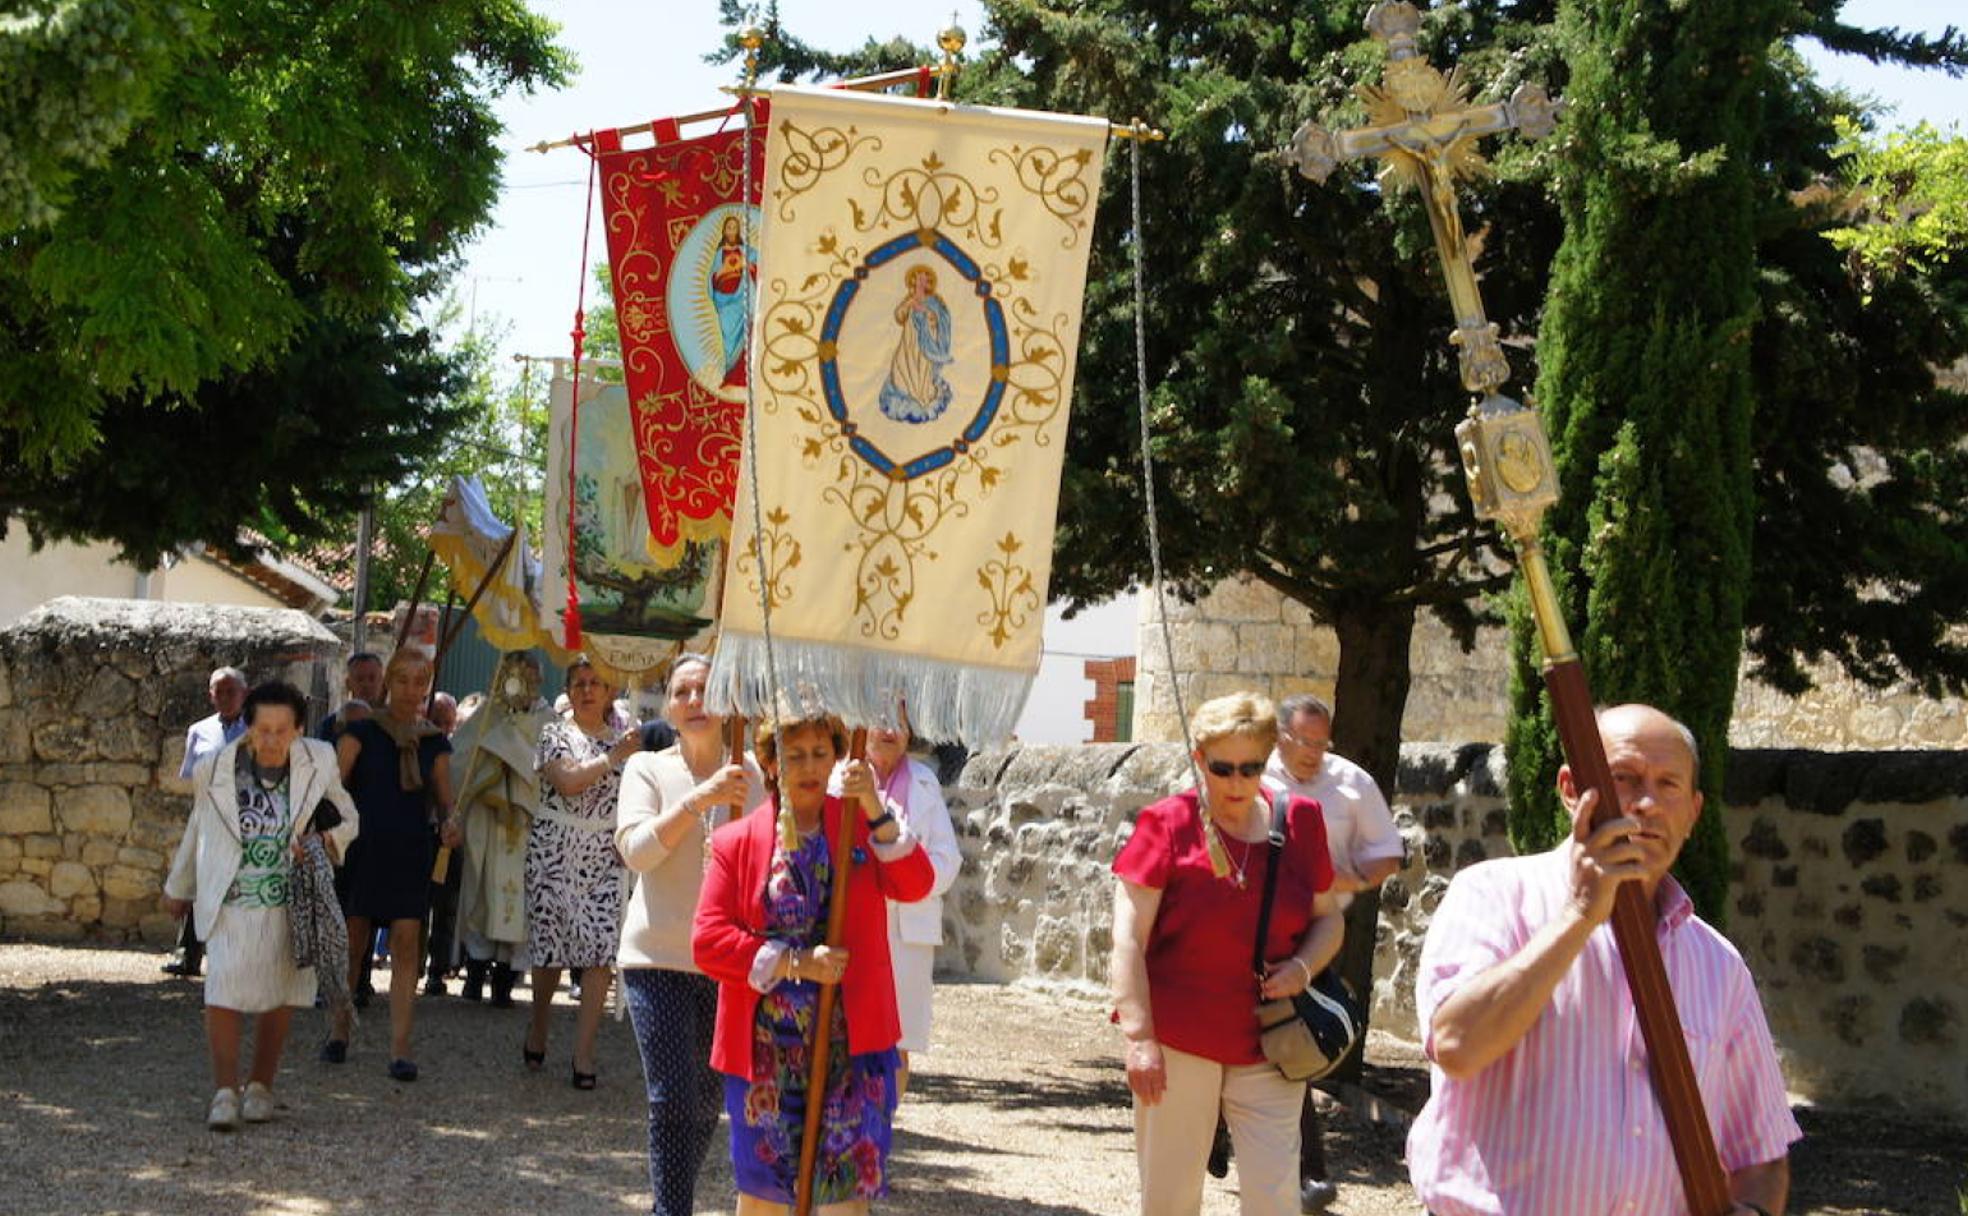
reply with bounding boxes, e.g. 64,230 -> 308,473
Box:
786,949 -> 802,980
867,811 -> 896,831
1289,956 -> 1314,986
1741,1205 -> 1773,1216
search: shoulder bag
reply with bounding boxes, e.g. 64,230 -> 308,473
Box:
1252,788 -> 1365,1083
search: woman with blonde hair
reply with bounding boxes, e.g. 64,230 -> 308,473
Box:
1111,691 -> 1343,1215
615,653 -> 764,1212
328,648 -> 457,1081
694,711 -> 935,1214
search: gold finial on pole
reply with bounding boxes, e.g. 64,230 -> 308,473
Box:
740,24 -> 766,92
936,14 -> 967,101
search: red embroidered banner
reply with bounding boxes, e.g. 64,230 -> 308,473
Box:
593,103 -> 766,566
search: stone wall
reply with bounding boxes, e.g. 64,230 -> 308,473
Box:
0,597 -> 344,943
1134,576 -> 1968,750
937,740 -> 1968,1119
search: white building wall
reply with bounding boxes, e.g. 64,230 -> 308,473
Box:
0,526 -> 287,627
1012,593 -> 1139,745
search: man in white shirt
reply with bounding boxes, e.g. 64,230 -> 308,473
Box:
1264,693 -> 1404,1213
163,667 -> 249,977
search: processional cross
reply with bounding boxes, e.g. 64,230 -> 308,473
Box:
1287,6 -> 1734,1214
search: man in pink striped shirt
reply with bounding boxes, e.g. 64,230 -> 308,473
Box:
1407,704 -> 1800,1216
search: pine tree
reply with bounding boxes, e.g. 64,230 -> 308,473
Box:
1507,0 -> 1833,920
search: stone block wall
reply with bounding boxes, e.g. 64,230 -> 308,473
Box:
1134,576 -> 1968,750
0,597 -> 344,943
936,740 -> 1968,1119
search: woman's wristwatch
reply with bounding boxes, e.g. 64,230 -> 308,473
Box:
867,811 -> 896,831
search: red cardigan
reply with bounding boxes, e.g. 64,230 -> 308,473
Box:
693,796 -> 936,1079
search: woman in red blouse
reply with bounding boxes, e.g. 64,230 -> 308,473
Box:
1111,691 -> 1344,1216
692,712 -> 934,1214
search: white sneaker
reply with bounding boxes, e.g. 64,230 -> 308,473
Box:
241,1082 -> 275,1123
207,1087 -> 240,1131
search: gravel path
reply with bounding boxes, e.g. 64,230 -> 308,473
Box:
1,944 -> 1960,1214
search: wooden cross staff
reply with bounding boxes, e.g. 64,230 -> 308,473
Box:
1287,5 -> 1732,1214
794,725 -> 870,1216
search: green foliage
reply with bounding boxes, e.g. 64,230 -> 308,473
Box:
0,1 -> 201,231
1506,0 -> 1968,923
965,0 -> 1570,788
0,0 -> 571,478
717,4 -> 1968,929
1826,119 -> 1968,286
581,261 -> 626,383
1507,0 -> 1790,920
331,319 -> 552,614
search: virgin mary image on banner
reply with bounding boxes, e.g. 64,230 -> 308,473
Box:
879,264 -> 954,423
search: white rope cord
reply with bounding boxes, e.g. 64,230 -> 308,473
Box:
737,62 -> 792,819
1127,124 -> 1227,878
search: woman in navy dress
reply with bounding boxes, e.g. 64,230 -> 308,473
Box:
329,649 -> 457,1081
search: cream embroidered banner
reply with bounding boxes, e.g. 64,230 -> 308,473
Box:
708,85 -> 1107,746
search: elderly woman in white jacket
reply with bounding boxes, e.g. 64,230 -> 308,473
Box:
863,712 -> 962,1094
163,682 -> 359,1130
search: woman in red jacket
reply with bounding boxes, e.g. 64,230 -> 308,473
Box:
693,711 -> 935,1214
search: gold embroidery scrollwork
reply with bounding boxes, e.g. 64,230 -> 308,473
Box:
737,506 -> 802,609
976,532 -> 1039,650
856,151 -> 1003,248
995,297 -> 1072,446
633,388 -> 740,562
988,144 -> 1096,246
775,121 -> 881,220
757,232 -> 858,414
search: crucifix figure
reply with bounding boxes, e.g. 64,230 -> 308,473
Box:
1286,5 -> 1737,1215
1286,0 -> 1559,398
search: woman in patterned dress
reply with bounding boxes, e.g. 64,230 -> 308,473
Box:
524,655 -> 641,1087
693,712 -> 935,1214
163,682 -> 360,1130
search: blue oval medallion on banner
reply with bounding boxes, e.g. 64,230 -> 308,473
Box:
817,229 -> 1009,480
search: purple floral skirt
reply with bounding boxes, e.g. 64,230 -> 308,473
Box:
724,978 -> 899,1204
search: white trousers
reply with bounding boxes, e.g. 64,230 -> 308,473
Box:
1134,1043 -> 1305,1216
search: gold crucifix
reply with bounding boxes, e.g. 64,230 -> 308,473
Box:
1283,7 -> 1735,1213
1286,0 -> 1560,398
1287,0 -> 1568,655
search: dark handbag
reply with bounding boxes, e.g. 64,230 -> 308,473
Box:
308,798 -> 342,833
1252,789 -> 1365,1083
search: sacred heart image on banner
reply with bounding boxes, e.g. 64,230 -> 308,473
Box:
593,105 -> 766,565
544,374 -> 721,686
709,85 -> 1107,747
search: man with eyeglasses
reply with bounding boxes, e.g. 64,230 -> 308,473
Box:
1264,693 -> 1403,1212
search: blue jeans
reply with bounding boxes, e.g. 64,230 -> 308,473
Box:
621,967 -> 722,1216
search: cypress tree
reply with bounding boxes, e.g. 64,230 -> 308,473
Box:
1506,0 -> 1792,920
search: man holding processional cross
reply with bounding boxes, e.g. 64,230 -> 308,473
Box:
1285,4 -> 1799,1214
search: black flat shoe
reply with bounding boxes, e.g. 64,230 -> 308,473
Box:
571,1065 -> 597,1091
522,1041 -> 545,1071
387,1058 -> 419,1083
1207,1120 -> 1232,1179
319,1039 -> 348,1064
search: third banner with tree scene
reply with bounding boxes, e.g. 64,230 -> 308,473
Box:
591,103 -> 768,566
544,372 -> 722,686
708,84 -> 1110,748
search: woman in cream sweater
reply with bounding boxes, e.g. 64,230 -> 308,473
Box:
614,654 -> 763,1216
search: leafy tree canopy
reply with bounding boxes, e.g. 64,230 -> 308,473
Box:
0,0 -> 571,566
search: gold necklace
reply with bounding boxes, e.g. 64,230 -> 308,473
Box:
1218,827 -> 1257,889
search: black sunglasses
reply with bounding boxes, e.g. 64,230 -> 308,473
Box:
1204,759 -> 1267,779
